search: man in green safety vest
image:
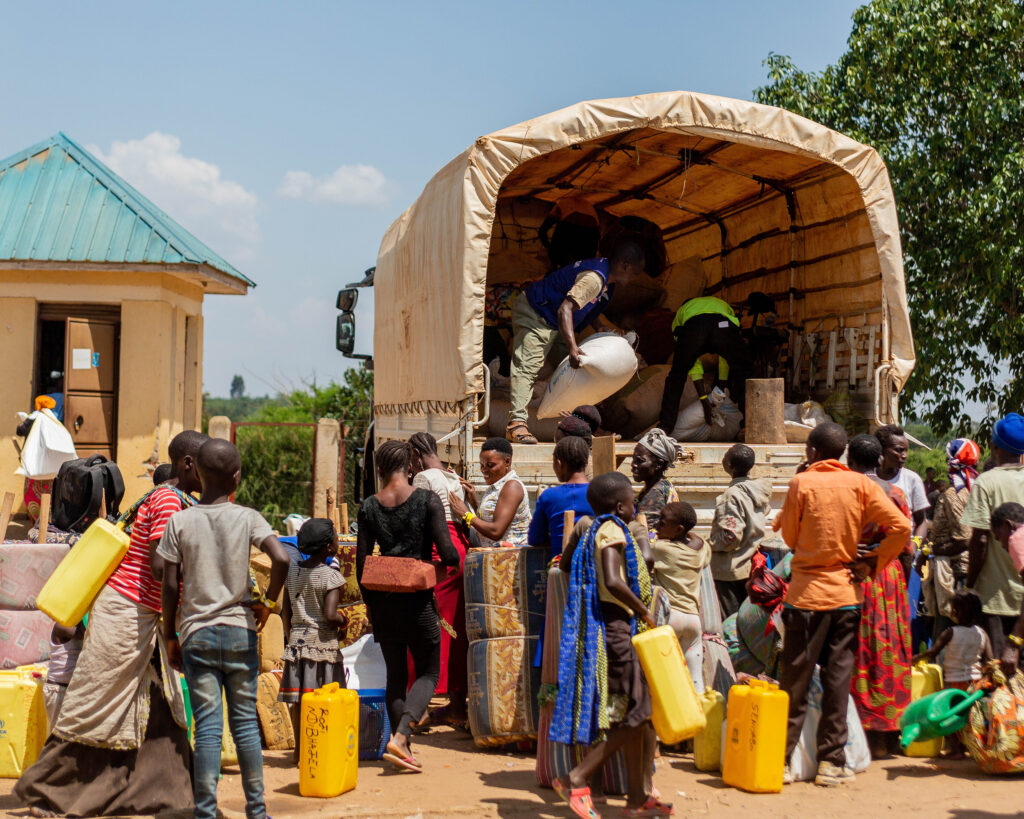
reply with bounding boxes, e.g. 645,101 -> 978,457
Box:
658,296 -> 751,433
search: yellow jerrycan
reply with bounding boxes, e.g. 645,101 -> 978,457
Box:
693,688 -> 726,771
36,518 -> 130,627
722,679 -> 789,793
0,666 -> 48,777
299,682 -> 359,797
632,624 -> 706,743
904,661 -> 944,757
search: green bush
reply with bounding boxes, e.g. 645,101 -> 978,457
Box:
204,365 -> 373,530
234,424 -> 314,531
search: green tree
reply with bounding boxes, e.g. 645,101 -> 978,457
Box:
755,0 -> 1024,434
230,374 -> 245,400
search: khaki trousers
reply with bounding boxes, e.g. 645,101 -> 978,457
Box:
508,295 -> 567,423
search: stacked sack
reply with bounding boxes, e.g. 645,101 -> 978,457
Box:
0,540 -> 69,669
464,546 -> 547,747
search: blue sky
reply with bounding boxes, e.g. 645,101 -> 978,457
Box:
0,0 -> 862,397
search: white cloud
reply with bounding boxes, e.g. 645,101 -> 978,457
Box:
277,164 -> 391,206
90,132 -> 260,259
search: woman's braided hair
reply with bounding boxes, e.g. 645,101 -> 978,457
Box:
376,439 -> 412,479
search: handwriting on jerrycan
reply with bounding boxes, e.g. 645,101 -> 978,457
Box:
299,683 -> 359,798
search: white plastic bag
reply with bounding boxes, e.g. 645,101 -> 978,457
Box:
788,668 -> 870,780
537,333 -> 638,418
341,634 -> 387,689
670,388 -> 743,442
784,401 -> 830,428
15,408 -> 77,480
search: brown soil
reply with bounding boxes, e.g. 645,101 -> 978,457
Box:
0,724 -> 1018,819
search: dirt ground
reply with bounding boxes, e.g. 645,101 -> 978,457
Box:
1,723 -> 1020,819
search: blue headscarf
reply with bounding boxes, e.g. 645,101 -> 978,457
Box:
549,514 -> 651,746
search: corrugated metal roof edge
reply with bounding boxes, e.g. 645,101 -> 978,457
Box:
0,132 -> 256,289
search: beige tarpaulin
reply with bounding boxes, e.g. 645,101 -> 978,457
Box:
374,91 -> 914,418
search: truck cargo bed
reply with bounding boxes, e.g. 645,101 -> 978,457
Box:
469,439 -> 804,537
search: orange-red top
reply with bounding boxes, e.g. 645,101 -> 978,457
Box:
775,460 -> 910,610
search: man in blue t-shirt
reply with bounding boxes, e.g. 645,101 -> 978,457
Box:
507,240 -> 644,444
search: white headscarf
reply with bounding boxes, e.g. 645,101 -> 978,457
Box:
638,429 -> 681,466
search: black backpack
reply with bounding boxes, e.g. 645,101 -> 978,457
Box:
52,455 -> 126,533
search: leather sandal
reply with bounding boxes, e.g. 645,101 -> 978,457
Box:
506,421 -> 538,445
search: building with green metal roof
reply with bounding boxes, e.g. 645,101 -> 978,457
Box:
0,132 -> 255,510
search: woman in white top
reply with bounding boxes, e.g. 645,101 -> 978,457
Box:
409,432 -> 472,728
449,437 -> 531,548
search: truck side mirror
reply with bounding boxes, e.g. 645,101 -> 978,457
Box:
336,313 -> 356,355
337,288 -> 359,312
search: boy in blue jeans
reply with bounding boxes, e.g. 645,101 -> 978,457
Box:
156,439 -> 290,819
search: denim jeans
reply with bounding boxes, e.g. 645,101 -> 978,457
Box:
183,625 -> 265,819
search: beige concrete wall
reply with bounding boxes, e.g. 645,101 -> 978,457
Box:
0,298 -> 39,514
0,270 -> 209,513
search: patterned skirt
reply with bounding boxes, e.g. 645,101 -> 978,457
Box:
851,562 -> 911,731
278,656 -> 347,703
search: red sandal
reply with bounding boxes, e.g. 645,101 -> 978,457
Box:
553,779 -> 601,819
621,796 -> 674,817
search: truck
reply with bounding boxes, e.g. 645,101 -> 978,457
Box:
338,91 -> 915,530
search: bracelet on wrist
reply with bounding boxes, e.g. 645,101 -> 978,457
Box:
1009,633 -> 1024,647
463,510 -> 476,526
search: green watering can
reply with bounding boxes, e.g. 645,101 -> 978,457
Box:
899,687 -> 986,749
180,675 -> 194,743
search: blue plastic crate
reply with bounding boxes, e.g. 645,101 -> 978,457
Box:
358,688 -> 389,760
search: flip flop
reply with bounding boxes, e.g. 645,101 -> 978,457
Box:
621,796 -> 674,817
553,779 -> 601,819
383,740 -> 422,773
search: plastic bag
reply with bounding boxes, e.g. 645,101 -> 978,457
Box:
15,408 -> 77,480
788,668 -> 870,780
537,333 -> 638,418
671,388 -> 742,442
341,634 -> 387,689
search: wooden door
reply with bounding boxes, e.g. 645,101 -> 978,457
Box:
64,317 -> 119,459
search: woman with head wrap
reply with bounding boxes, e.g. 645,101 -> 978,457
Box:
921,439 -> 981,635
16,394 -> 64,526
631,428 -> 681,538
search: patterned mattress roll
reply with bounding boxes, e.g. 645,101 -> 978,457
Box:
464,547 -> 548,641
467,635 -> 541,747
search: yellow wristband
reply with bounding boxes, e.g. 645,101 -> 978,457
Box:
463,511 -> 476,526
1009,634 -> 1024,647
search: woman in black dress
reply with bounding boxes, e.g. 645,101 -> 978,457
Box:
356,440 -> 460,772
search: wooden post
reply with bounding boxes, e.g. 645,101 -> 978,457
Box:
592,434 -> 616,477
745,378 -> 786,445
313,419 -> 341,519
340,503 -> 349,537
562,509 -> 575,552
208,415 -> 232,441
37,494 -> 51,544
326,487 -> 336,525
0,492 -> 14,541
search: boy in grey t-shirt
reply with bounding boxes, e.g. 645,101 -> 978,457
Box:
157,439 -> 290,819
